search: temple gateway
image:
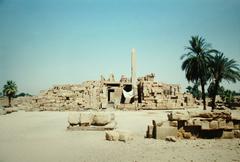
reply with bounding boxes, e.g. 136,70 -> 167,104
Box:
15,49 -> 198,111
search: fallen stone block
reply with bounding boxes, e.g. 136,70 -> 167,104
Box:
165,136 -> 177,142
92,113 -> 111,126
168,111 -> 190,121
155,126 -> 178,140
118,131 -> 134,142
221,130 -> 234,139
68,112 -> 80,125
105,131 -> 119,141
79,112 -> 93,126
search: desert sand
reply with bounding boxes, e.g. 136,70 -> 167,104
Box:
0,109 -> 240,162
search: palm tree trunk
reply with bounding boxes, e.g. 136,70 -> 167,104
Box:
200,81 -> 206,110
211,81 -> 219,111
8,96 -> 12,107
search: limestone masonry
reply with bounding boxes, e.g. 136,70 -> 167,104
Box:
15,49 -> 198,111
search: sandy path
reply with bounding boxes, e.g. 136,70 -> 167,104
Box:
0,110 -> 239,162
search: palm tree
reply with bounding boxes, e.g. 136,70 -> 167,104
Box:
3,80 -> 18,107
209,52 -> 240,110
181,36 -> 217,110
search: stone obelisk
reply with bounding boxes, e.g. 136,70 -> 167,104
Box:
131,48 -> 137,103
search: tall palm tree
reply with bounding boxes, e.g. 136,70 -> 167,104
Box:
3,80 -> 18,107
209,52 -> 240,110
181,36 -> 217,110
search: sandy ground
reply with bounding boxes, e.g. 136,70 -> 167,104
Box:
0,109 -> 240,162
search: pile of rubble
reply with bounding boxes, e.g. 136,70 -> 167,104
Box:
146,110 -> 240,141
15,81 -> 106,111
67,112 -> 117,131
0,107 -> 18,115
13,73 -> 199,111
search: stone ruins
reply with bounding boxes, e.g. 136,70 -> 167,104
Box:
15,49 -> 198,111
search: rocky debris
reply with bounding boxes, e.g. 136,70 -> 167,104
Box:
147,110 -> 240,140
118,131 -> 134,142
233,130 -> 240,138
105,130 -> 134,142
68,112 -> 79,125
5,107 -> 18,114
105,131 -> 119,141
67,112 -> 117,131
165,136 -> 177,142
14,74 -> 198,111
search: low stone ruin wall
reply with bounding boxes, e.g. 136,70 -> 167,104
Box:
67,112 -> 117,131
146,110 -> 240,140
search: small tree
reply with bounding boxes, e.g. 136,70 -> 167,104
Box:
3,81 -> 18,107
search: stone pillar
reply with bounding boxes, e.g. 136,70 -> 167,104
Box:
131,48 -> 137,103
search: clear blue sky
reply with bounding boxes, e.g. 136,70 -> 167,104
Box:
1,0 -> 240,95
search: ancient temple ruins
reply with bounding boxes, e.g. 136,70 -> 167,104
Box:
15,49 -> 197,111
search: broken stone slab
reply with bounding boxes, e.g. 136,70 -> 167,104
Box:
79,112 -> 94,126
118,130 -> 134,142
155,126 -> 178,140
167,111 -> 190,121
105,131 -> 119,141
92,113 -> 112,126
165,136 -> 177,142
68,112 -> 80,125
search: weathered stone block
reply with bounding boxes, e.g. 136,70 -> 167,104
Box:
168,111 -> 190,121
68,112 -> 79,125
209,120 -> 218,130
201,121 -> 210,130
218,119 -> 226,129
225,121 -> 234,130
79,112 -> 93,126
105,131 -> 119,141
221,131 -> 234,139
118,131 -> 134,142
92,113 -> 111,126
155,126 -> 178,139
193,118 -> 202,126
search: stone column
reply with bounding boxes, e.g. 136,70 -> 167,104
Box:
131,48 -> 137,103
